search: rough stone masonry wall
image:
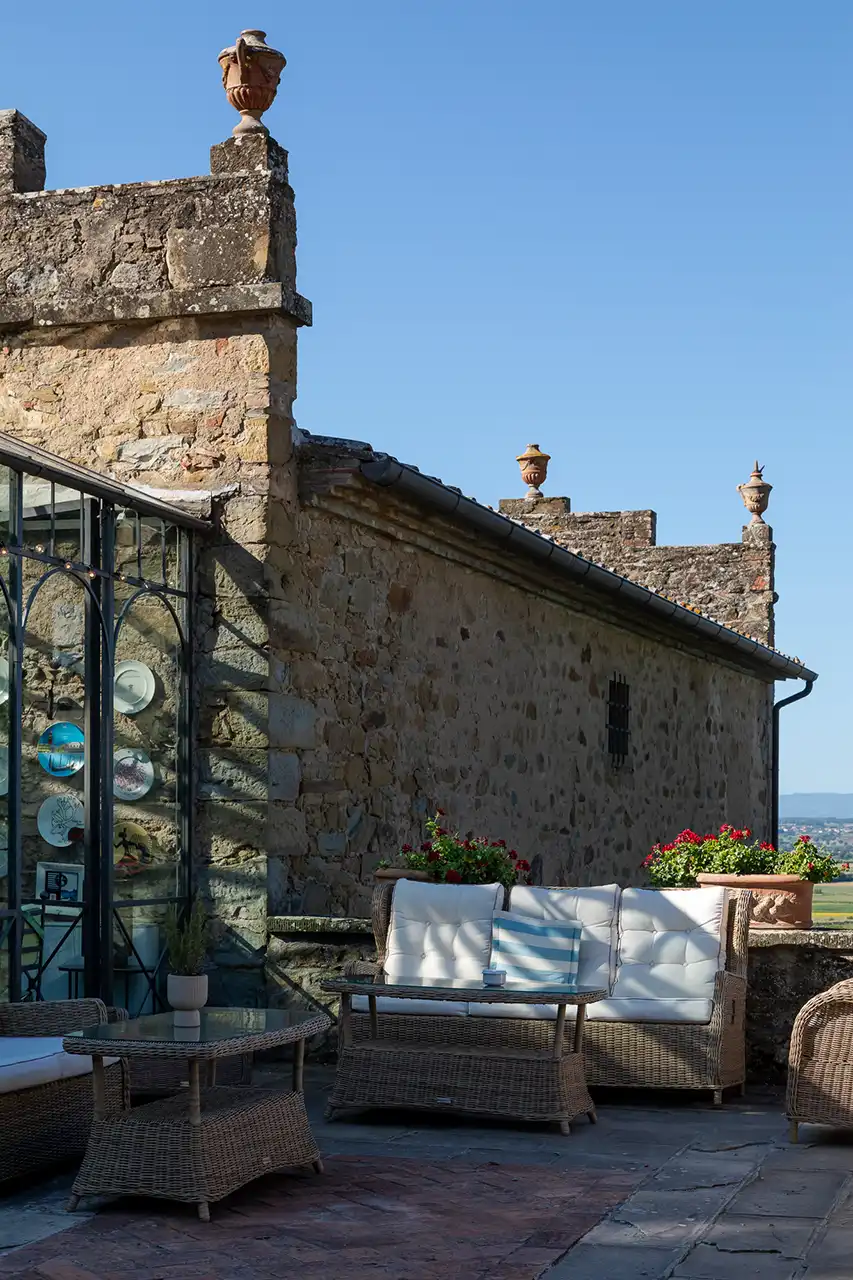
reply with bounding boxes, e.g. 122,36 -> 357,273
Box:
266,441 -> 775,920
0,119 -> 310,1004
499,496 -> 776,647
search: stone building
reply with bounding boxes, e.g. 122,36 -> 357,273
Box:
0,48 -> 816,1008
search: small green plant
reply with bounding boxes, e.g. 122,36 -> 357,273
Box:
644,825 -> 848,888
164,901 -> 210,975
399,811 -> 530,889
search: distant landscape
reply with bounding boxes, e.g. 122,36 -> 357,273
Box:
780,795 -> 853,925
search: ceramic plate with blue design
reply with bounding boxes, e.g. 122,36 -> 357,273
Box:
37,723 -> 84,777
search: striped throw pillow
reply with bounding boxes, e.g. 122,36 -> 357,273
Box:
490,910 -> 582,986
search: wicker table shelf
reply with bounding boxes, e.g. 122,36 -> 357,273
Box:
321,976 -> 606,1132
63,1007 -> 330,1221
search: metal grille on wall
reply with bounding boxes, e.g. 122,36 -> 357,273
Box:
0,434 -> 206,1012
606,673 -> 631,767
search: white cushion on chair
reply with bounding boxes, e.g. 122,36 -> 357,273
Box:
508,884 -> 621,990
581,886 -> 726,1025
0,1037 -> 118,1095
384,880 -> 504,984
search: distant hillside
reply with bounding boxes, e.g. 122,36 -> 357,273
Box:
780,794 -> 853,820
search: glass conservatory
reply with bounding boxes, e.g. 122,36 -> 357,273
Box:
0,433 -> 206,1012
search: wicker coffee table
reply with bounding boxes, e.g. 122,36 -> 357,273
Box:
321,976 -> 605,1132
63,1007 -> 330,1221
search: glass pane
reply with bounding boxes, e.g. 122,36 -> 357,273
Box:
113,590 -> 183,917
112,903 -> 168,1017
21,563 -> 87,1001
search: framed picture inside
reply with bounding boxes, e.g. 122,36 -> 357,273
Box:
35,861 -> 85,913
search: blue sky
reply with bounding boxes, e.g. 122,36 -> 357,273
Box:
5,2 -> 851,792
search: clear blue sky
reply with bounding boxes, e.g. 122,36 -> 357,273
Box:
5,2 -> 851,793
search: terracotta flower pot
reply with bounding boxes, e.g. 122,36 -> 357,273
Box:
373,868 -> 431,884
167,972 -> 209,1027
696,873 -> 814,930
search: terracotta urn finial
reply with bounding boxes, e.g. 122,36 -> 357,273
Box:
218,30 -> 286,137
516,444 -> 551,499
737,460 -> 772,524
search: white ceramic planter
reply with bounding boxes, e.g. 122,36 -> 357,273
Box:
167,972 -> 208,1027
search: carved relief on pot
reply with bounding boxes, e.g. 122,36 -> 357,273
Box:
218,30 -> 286,136
737,461 -> 772,524
516,444 -> 551,499
751,891 -> 801,928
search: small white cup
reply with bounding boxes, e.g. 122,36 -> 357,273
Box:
482,967 -> 506,987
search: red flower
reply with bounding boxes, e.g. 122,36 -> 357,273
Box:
427,850 -> 441,863
445,868 -> 462,883
807,862 -> 815,871
435,827 -> 446,837
436,808 -> 446,816
515,859 -> 531,872
844,863 -> 850,871
496,839 -> 507,848
421,842 -> 432,852
509,850 -> 518,857
743,828 -> 752,838
720,824 -> 732,833
800,834 -> 812,844
759,841 -> 776,852
401,844 -> 412,853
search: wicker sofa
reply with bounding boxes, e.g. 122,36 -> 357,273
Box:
787,979 -> 853,1142
351,880 -> 750,1104
0,999 -> 128,1183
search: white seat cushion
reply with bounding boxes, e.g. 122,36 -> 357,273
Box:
583,886 -> 727,1026
0,1037 -> 118,1095
384,880 -> 504,986
353,995 -> 468,1017
508,885 -> 620,990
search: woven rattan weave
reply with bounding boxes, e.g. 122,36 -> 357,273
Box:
322,974 -> 606,1132
787,978 -> 853,1142
63,1007 -> 330,1221
344,882 -> 751,1108
0,999 -> 128,1184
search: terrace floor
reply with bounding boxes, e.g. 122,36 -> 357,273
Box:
0,1066 -> 851,1280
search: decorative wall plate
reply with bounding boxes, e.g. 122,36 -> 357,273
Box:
114,661 -> 156,716
37,723 -> 85,777
114,820 -> 156,876
37,794 -> 84,847
114,748 -> 155,801
0,657 -> 8,706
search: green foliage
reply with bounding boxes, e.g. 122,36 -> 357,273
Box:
164,900 -> 210,975
399,812 -> 529,889
645,825 -> 848,888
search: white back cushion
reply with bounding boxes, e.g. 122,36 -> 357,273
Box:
612,887 -> 727,1002
385,880 -> 504,982
509,885 -> 620,991
0,1038 -> 118,1095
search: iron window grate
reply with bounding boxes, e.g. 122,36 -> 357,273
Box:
607,673 -> 631,766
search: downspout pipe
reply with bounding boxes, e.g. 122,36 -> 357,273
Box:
772,679 -> 816,848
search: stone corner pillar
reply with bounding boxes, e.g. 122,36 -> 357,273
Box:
0,109 -> 46,194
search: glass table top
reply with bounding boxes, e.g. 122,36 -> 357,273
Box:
67,1008 -> 323,1046
322,975 -> 606,1000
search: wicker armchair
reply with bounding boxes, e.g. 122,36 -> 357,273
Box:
787,979 -> 853,1142
353,882 -> 750,1103
0,999 -> 128,1183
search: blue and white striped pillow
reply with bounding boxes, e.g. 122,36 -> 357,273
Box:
490,910 -> 582,986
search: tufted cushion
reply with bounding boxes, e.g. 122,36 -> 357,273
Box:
508,885 -> 620,990
384,879 -> 504,986
582,886 -> 727,1023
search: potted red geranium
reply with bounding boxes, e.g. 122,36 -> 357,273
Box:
644,825 -> 847,929
376,811 -> 530,888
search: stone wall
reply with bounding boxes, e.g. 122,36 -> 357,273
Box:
498,496 -> 776,647
0,118 -> 311,1003
263,438 -> 776,919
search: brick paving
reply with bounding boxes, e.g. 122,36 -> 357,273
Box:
3,1073 -> 853,1279
0,1157 -> 641,1280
